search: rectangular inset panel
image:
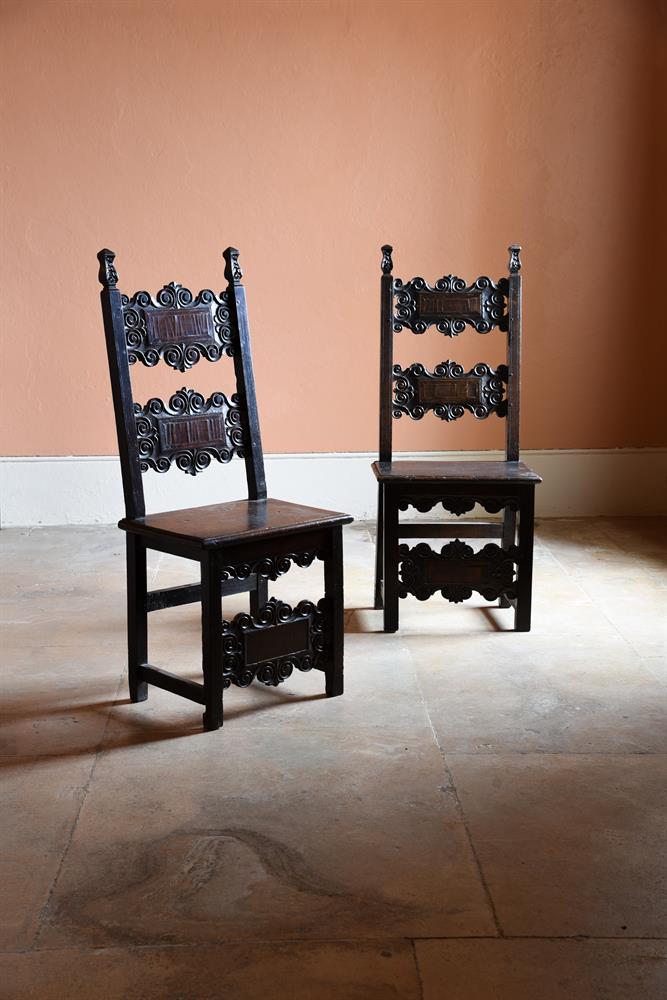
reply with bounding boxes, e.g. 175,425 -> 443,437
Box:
417,377 -> 481,406
244,618 -> 310,666
158,414 -> 228,454
422,559 -> 487,588
145,306 -> 215,345
417,292 -> 482,320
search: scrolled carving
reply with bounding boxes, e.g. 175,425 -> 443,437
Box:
221,598 -> 326,688
393,361 -> 507,421
121,284 -> 234,370
381,244 -> 394,274
220,550 -> 323,582
398,540 -> 519,603
97,248 -> 118,288
134,387 -> 245,476
393,274 -> 508,335
508,244 -> 522,273
397,495 -> 520,515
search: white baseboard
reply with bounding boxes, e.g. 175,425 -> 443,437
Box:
1,449 -> 665,527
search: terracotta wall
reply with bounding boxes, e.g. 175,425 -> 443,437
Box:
1,0 -> 665,457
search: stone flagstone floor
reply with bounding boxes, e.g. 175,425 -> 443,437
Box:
1,518 -> 666,998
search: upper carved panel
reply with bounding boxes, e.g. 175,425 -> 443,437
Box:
393,275 -> 508,335
393,361 -> 508,422
121,283 -> 234,371
134,387 -> 246,476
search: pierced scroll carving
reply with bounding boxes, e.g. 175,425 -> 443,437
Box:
219,550 -> 323,582
393,361 -> 507,421
121,283 -> 234,370
393,275 -> 508,335
221,598 -> 327,688
397,495 -> 520,515
135,387 -> 245,476
398,541 -> 519,603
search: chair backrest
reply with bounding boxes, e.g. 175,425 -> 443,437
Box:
98,247 -> 266,520
378,244 -> 523,463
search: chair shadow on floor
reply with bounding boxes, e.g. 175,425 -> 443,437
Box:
0,682 -> 327,765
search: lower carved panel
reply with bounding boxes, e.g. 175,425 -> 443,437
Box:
221,598 -> 326,688
135,387 -> 245,475
398,495 -> 520,515
398,540 -> 519,603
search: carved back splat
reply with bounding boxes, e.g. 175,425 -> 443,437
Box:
378,244 -> 523,462
98,247 -> 267,517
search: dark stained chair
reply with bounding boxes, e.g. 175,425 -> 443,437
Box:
373,244 -> 541,633
98,246 -> 352,731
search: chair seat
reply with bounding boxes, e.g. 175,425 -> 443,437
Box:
372,459 -> 542,484
120,498 -> 353,548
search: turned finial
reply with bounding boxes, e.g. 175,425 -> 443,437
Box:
381,244 -> 393,275
508,244 -> 522,274
223,247 -> 243,283
97,248 -> 118,288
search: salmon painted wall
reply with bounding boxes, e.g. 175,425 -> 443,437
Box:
1,0 -> 665,457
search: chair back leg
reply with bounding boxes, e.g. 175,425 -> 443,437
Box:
515,488 -> 535,632
373,483 -> 384,610
382,490 -> 399,633
201,553 -> 224,730
498,507 -> 517,608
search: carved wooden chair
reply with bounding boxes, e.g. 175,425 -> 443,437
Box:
373,244 -> 541,633
98,247 -> 352,730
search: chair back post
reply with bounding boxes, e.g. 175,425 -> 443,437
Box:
97,249 -> 146,519
379,244 -> 394,462
223,247 -> 267,501
505,244 -> 522,462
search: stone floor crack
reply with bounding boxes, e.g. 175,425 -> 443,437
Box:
30,669 -> 126,951
410,938 -> 426,999
408,644 -> 505,938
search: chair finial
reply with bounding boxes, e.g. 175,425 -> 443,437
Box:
97,248 -> 118,288
223,247 -> 243,283
508,244 -> 522,274
381,244 -> 393,275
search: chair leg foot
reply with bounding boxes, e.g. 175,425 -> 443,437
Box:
202,707 -> 223,731
129,676 -> 148,702
326,670 -> 343,698
514,609 -> 531,632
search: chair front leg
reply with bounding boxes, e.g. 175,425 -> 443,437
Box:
126,534 -> 148,703
250,575 -> 269,616
515,487 -> 535,632
374,482 -> 384,610
324,525 -> 344,697
201,551 -> 224,730
383,489 -> 399,633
